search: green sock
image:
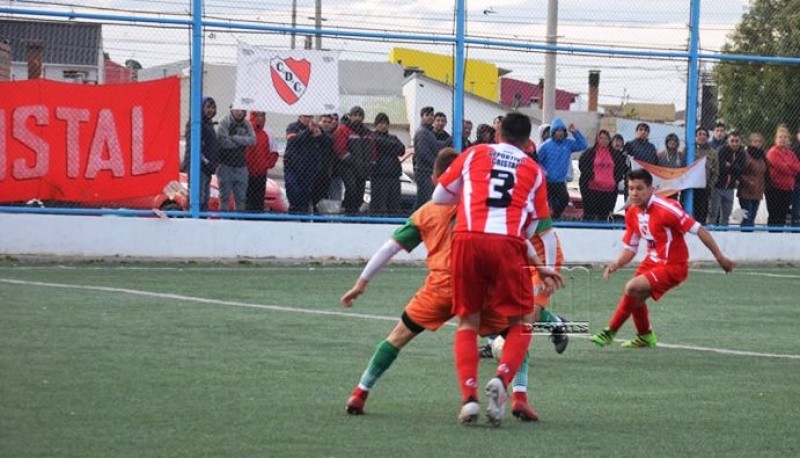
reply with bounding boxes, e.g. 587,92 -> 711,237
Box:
538,308 -> 560,325
512,351 -> 530,392
358,340 -> 400,390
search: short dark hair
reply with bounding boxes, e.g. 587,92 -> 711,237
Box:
499,113 -> 532,146
433,147 -> 459,178
374,112 -> 390,125
695,127 -> 708,135
420,106 -> 434,117
434,112 -> 447,120
715,120 -> 726,129
727,130 -> 741,139
636,122 -> 650,132
349,105 -> 365,117
627,168 -> 653,186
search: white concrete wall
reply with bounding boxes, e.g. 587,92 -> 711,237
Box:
2,214 -> 799,263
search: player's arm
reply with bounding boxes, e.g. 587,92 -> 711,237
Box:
696,226 -> 735,273
603,247 -> 637,280
605,209 -> 639,280
341,218 -> 422,307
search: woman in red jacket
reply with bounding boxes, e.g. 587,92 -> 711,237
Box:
766,125 -> 800,227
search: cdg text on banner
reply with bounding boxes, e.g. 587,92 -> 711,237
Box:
0,78 -> 180,203
233,42 -> 340,115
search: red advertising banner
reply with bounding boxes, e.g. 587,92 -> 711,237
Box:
0,77 -> 180,203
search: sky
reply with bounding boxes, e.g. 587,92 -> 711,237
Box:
1,0 -> 754,110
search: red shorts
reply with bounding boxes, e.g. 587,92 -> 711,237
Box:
636,260 -> 688,301
451,232 -> 533,318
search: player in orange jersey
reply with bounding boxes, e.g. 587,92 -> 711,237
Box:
591,168 -> 735,348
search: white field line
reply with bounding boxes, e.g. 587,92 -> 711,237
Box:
693,269 -> 800,279
1,277 -> 799,361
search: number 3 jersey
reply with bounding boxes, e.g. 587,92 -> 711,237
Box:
622,194 -> 701,265
437,143 -> 549,239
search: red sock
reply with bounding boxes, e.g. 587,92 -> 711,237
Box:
454,328 -> 479,403
608,294 -> 639,332
496,323 -> 531,388
512,392 -> 528,404
632,302 -> 651,335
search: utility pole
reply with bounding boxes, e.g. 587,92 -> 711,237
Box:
314,0 -> 322,50
542,0 -> 558,123
290,0 -> 297,49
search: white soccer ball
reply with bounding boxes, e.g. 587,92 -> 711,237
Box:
490,335 -> 506,360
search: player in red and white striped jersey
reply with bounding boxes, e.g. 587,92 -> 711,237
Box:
432,113 -> 562,426
591,168 -> 735,349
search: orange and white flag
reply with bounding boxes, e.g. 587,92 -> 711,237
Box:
631,158 -> 706,196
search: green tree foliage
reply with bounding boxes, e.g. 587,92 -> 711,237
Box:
715,0 -> 800,144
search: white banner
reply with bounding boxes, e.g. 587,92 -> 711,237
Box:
232,43 -> 339,115
631,157 -> 707,195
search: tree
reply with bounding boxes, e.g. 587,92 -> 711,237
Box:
714,0 -> 800,145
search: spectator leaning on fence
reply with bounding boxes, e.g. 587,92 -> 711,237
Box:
623,122 -> 658,165
370,112 -> 406,216
413,106 -> 438,209
709,131 -> 746,226
217,107 -> 256,212
334,105 -> 374,215
181,96 -> 220,212
766,125 -> 800,227
244,111 -> 279,213
578,129 -> 627,222
690,128 -> 719,225
738,133 -> 767,229
536,117 -> 587,219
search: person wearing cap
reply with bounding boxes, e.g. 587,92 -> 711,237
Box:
334,105 -> 373,215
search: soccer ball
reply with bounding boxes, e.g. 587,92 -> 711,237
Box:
490,335 -> 506,360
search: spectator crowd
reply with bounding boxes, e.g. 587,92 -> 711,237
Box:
183,98 -> 800,228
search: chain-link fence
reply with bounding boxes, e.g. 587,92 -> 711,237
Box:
1,0 -> 799,229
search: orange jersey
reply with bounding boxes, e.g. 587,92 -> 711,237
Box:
392,201 -> 457,294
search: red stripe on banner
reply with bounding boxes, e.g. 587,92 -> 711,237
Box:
0,78 -> 180,203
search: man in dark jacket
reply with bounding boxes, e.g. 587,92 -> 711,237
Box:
334,106 -> 373,214
623,122 -> 658,165
370,113 -> 405,216
709,131 -> 746,226
413,106 -> 437,209
285,115 -> 334,214
181,97 -> 220,212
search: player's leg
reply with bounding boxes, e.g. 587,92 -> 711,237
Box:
454,312 -> 482,423
346,316 -> 421,415
510,351 -> 539,422
591,274 -> 651,347
619,265 -> 685,348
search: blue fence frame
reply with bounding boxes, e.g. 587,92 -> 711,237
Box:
2,0 -> 800,230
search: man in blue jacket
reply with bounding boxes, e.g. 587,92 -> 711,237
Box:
536,117 -> 587,219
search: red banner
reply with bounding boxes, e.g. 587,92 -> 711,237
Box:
0,78 -> 180,203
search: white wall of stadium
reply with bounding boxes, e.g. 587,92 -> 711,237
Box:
2,214 -> 800,263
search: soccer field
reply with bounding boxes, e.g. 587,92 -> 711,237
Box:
1,261 -> 798,458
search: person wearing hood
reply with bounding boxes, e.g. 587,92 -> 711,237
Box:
334,105 -> 374,215
244,111 -> 279,212
181,96 -> 220,212
578,130 -> 627,221
537,124 -> 551,144
536,117 -> 587,219
623,122 -> 658,165
657,133 -> 687,200
217,106 -> 256,212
